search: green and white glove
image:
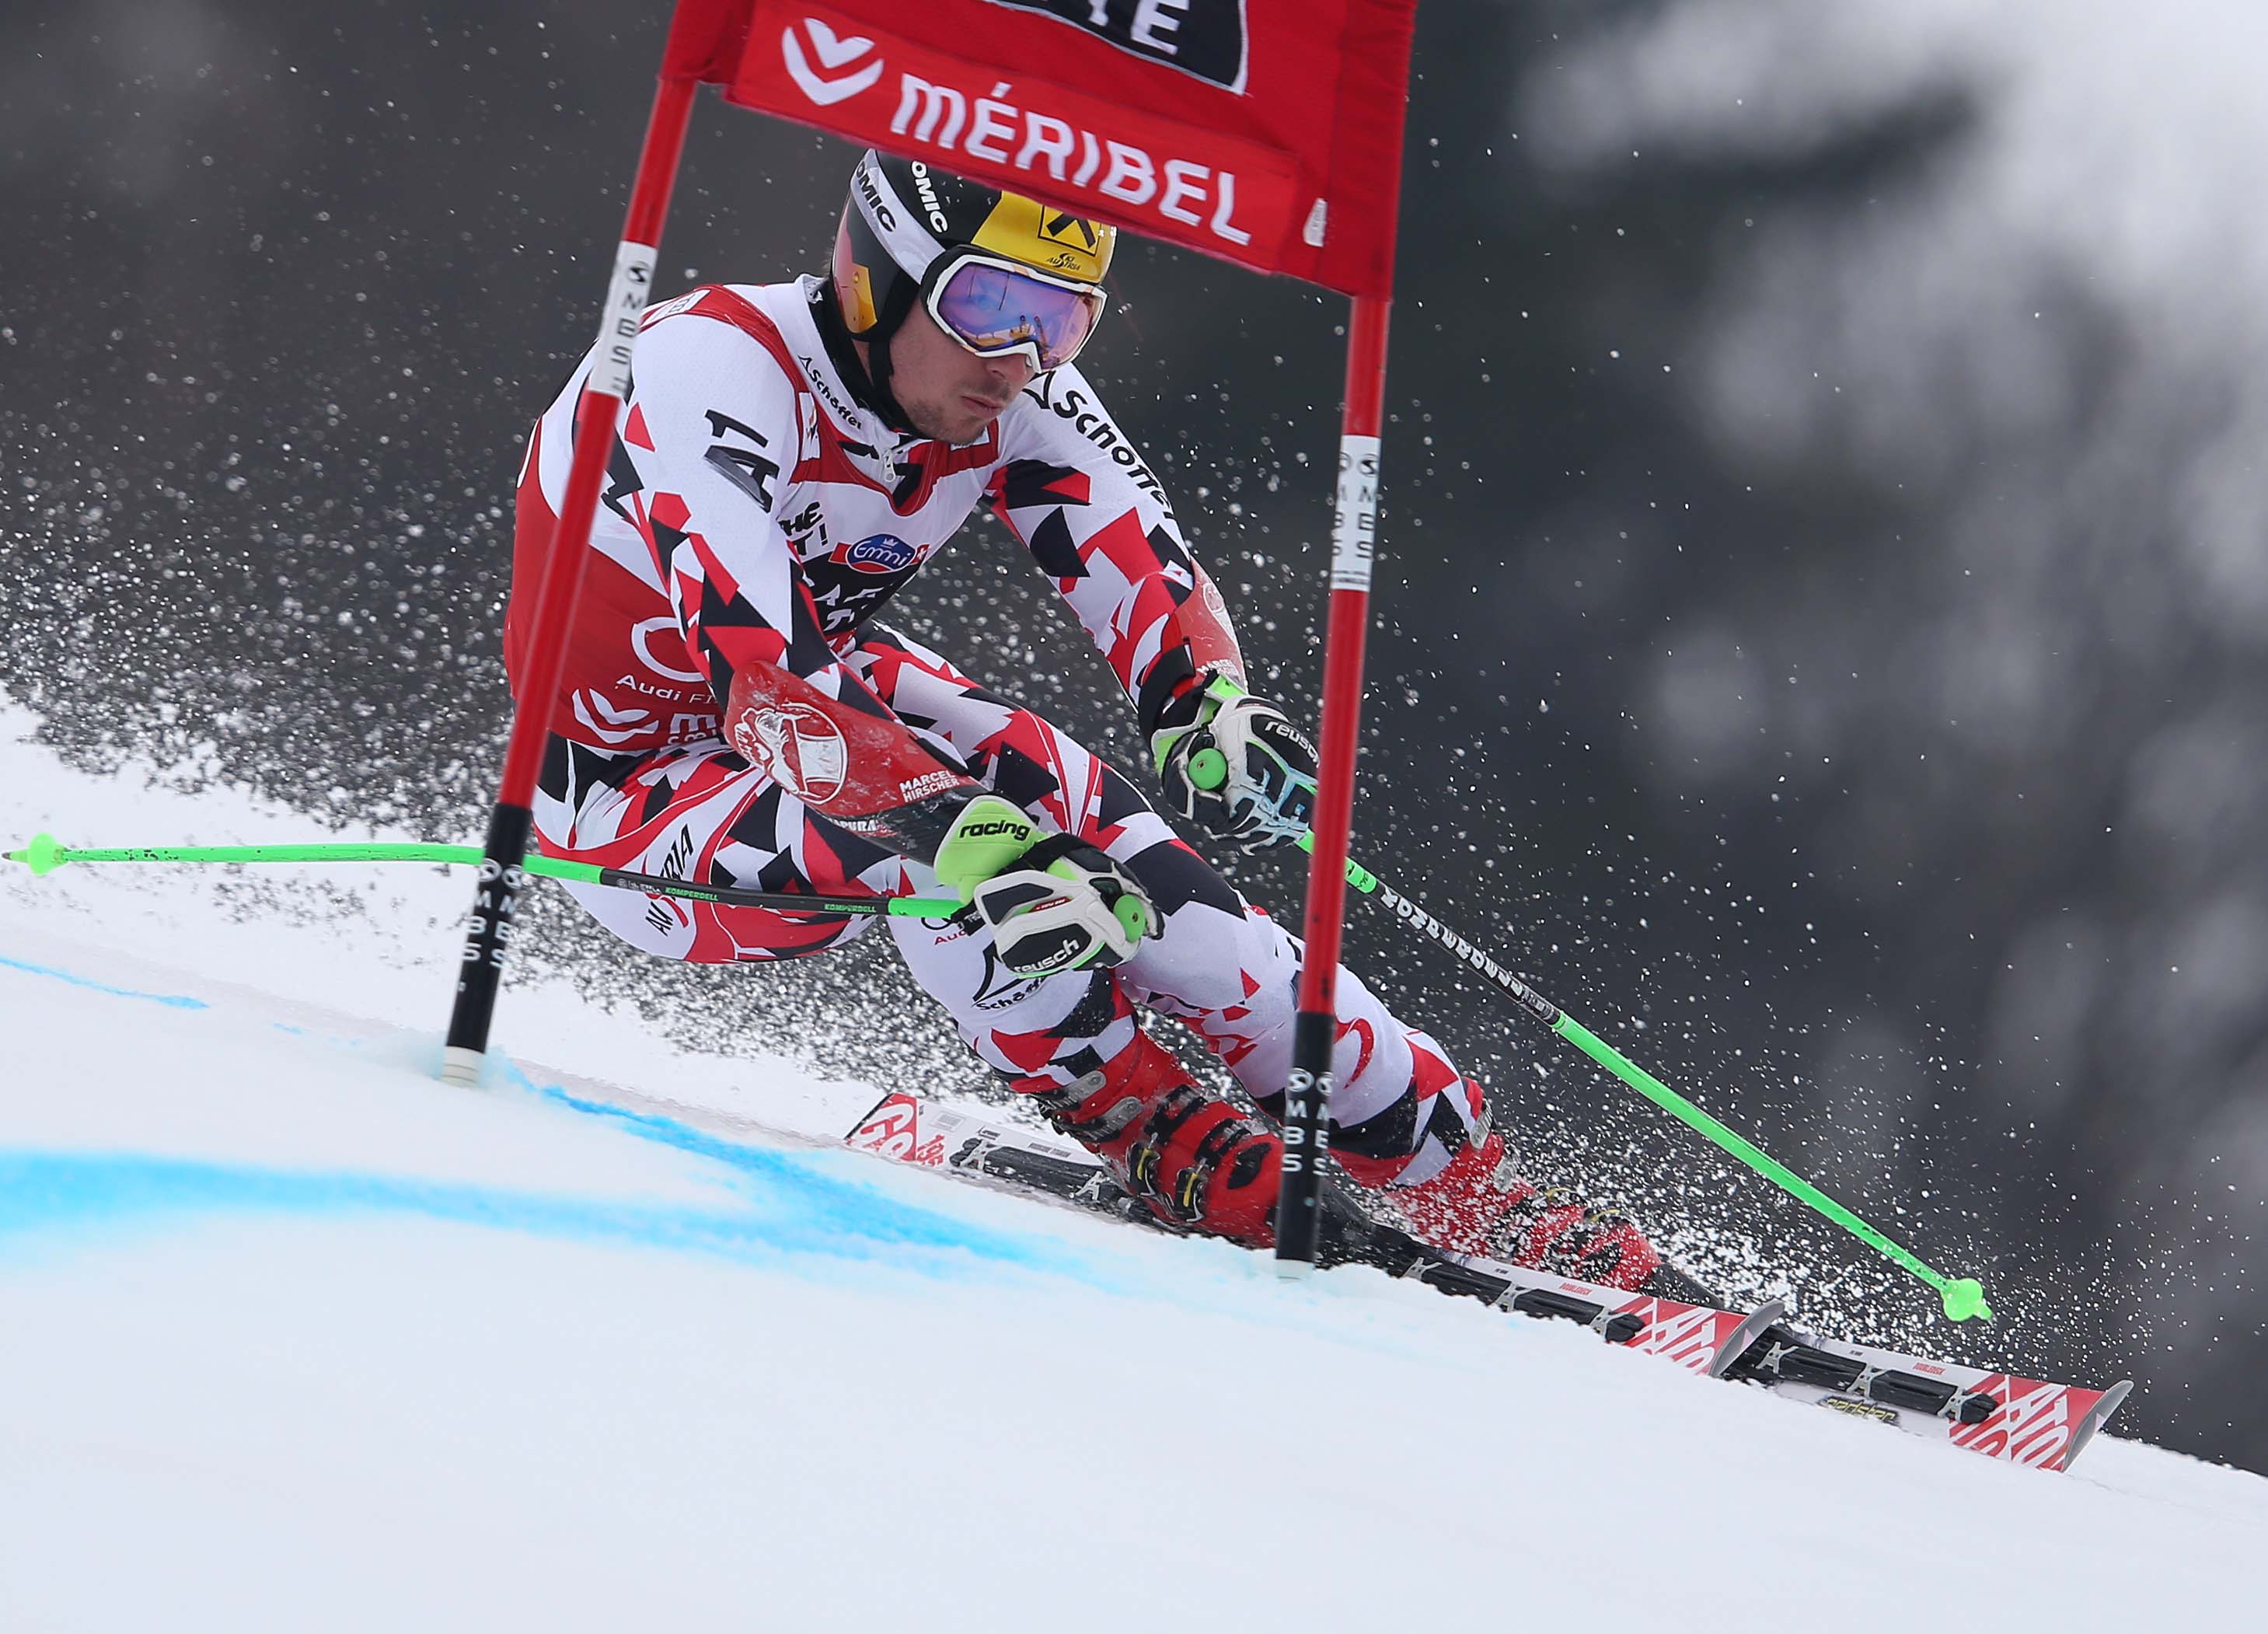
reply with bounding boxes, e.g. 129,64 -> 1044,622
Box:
931,794 -> 1158,977
1151,676 -> 1319,854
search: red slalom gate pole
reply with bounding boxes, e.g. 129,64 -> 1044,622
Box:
1275,294 -> 1390,1271
441,69 -> 699,1087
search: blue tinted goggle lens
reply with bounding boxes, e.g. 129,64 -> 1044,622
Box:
930,258 -> 1103,370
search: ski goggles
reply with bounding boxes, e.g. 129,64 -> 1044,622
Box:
923,250 -> 1107,372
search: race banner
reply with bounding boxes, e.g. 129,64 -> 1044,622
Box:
716,0 -> 1419,296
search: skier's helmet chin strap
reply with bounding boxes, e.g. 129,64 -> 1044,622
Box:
860,273 -> 925,439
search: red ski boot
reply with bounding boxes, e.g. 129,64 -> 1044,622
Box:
1388,1123 -> 1665,1292
1023,1032 -> 1283,1245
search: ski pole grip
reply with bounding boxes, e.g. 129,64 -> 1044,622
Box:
1185,673 -> 1246,790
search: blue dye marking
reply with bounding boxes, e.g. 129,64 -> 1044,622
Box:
0,944 -> 1095,1287
0,1146 -> 1078,1283
489,1059 -> 1077,1272
0,954 -> 206,1010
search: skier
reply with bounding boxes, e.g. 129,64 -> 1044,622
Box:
506,149 -> 1687,1292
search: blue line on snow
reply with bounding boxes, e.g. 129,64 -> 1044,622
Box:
494,1057 -> 955,1234
498,1058 -> 1095,1275
0,953 -> 207,1009
0,944 -> 1513,1361
0,1147 -> 1079,1283
0,942 -> 1094,1285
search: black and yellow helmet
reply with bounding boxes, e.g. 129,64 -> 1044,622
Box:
832,149 -> 1115,354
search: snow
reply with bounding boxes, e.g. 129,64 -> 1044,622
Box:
2,706 -> 2264,1632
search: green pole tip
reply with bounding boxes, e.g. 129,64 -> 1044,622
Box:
1941,1277 -> 1993,1323
6,833 -> 68,876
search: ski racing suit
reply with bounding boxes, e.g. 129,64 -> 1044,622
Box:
504,274 -> 1659,1280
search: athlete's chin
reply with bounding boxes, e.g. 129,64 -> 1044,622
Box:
957,394 -> 1011,440
919,401 -> 1001,445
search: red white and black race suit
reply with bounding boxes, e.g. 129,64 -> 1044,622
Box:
503,275 -> 1613,1266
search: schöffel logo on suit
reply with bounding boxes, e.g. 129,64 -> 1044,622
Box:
979,0 -> 1251,93
832,533 -> 919,574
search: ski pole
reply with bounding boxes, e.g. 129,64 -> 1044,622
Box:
1288,832 -> 1991,1322
2,833 -> 966,920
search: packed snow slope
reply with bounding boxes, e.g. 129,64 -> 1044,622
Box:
2,708 -> 2263,1633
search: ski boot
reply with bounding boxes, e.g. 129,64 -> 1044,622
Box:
1386,1118 -> 1711,1300
1024,1032 -> 1283,1245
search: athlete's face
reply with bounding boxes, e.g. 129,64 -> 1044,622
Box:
883,307 -> 1035,445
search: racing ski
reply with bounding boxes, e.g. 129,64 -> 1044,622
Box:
843,1089 -> 2134,1473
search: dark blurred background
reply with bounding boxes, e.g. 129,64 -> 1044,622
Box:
5,0 -> 2263,1468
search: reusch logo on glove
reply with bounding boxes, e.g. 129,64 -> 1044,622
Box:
1018,934 -> 1085,972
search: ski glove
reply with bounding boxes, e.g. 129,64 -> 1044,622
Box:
1151,676 -> 1319,854
931,794 -> 1159,977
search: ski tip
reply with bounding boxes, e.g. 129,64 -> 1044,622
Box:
5,833 -> 68,876
1707,1298 -> 1787,1379
2064,1378 -> 2135,1471
1941,1276 -> 1994,1323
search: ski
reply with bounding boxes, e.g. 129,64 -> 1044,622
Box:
844,1090 -> 2134,1472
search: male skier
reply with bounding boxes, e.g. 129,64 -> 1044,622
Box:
507,149 -> 1680,1290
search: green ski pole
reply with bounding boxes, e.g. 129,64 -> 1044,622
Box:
3,833 -> 965,920
1289,833 -> 1991,1322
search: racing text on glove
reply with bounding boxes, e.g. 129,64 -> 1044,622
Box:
931,795 -> 1159,977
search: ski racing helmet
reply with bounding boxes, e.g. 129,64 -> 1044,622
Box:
832,149 -> 1116,400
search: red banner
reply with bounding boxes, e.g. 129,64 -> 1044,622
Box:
705,0 -> 1418,297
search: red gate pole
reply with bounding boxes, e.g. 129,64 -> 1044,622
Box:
441,68 -> 700,1087
1275,294 -> 1391,1269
